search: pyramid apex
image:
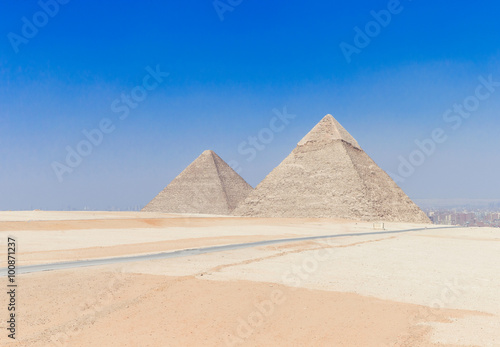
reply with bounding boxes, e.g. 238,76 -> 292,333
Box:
297,114 -> 361,149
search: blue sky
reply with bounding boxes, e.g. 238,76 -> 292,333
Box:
1,0 -> 499,210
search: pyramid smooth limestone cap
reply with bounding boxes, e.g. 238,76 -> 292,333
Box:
297,114 -> 361,149
199,150 -> 220,161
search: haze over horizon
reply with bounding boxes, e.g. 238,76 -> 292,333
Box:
1,1 -> 500,210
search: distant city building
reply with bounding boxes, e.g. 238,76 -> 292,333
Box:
425,207 -> 500,228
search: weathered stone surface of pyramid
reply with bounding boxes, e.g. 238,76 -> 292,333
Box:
233,115 -> 430,223
143,150 -> 253,215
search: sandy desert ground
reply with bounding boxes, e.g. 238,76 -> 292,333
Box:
0,211 -> 499,346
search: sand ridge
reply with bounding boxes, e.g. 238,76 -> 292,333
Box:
0,270 -> 478,347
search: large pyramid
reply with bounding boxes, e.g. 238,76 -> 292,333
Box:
233,115 -> 430,223
143,150 -> 253,215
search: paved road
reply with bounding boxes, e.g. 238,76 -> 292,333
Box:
1,226 -> 449,276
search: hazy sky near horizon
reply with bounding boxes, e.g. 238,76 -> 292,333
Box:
1,0 -> 500,210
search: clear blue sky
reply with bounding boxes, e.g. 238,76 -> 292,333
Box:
1,0 -> 499,210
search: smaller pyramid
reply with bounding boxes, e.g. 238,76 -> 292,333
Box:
142,150 -> 253,215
